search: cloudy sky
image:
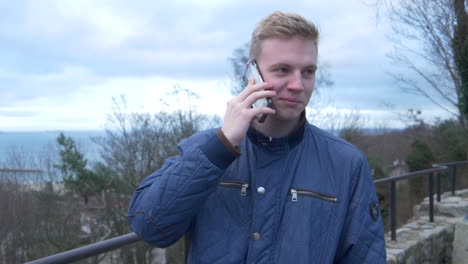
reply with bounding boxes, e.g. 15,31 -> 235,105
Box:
0,0 -> 457,131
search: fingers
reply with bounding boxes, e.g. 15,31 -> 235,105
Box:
235,79 -> 275,110
250,106 -> 276,116
226,88 -> 275,117
236,79 -> 273,102
243,90 -> 276,108
221,79 -> 275,146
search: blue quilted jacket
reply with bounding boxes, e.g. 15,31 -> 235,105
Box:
128,122 -> 386,263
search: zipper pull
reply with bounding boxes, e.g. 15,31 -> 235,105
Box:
290,189 -> 298,202
241,183 -> 249,196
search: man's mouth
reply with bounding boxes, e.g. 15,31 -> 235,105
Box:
279,97 -> 301,107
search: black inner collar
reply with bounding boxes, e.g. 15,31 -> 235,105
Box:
247,113 -> 306,149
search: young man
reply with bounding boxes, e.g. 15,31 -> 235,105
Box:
128,11 -> 386,263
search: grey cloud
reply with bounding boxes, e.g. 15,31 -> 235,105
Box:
1,0 -> 431,118
0,0 -> 334,80
0,0 -> 246,79
0,66 -> 104,107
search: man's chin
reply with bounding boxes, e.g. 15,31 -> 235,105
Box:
271,110 -> 303,122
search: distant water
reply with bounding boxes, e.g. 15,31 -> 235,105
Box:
0,131 -> 105,164
0,128 -> 399,165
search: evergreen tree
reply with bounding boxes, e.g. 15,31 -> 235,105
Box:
55,133 -> 106,204
406,139 -> 436,172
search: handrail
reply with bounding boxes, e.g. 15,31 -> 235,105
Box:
25,160 -> 468,263
0,168 -> 43,173
437,161 -> 468,166
25,233 -> 141,264
374,166 -> 447,184
375,160 -> 468,241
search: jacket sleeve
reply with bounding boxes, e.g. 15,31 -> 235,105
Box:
127,129 -> 237,248
334,156 -> 387,263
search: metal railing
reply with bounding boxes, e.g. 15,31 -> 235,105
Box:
25,233 -> 141,264
0,168 -> 43,173
25,160 -> 468,264
375,161 -> 468,241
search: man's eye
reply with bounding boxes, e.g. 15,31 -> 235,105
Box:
277,68 -> 288,73
304,69 -> 316,77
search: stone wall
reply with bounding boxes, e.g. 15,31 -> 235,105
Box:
385,189 -> 468,264
452,220 -> 468,264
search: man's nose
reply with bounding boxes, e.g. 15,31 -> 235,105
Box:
286,71 -> 305,91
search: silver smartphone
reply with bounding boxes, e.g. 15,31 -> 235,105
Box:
243,60 -> 273,123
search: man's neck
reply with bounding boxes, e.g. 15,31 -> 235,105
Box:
252,115 -> 302,138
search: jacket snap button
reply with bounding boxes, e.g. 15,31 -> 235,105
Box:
252,232 -> 261,240
257,186 -> 266,195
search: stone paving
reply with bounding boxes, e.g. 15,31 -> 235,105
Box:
385,189 -> 468,264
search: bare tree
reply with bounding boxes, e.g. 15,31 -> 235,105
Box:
374,0 -> 468,132
95,93 -> 220,189
92,92 -> 220,264
453,0 -> 468,128
0,148 -> 82,263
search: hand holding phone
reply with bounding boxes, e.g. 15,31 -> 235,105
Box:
243,60 -> 273,123
221,62 -> 276,146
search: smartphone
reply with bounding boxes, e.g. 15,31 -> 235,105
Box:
243,60 -> 273,123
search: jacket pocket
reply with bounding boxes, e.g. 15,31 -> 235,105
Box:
289,188 -> 338,203
276,187 -> 338,249
219,180 -> 250,196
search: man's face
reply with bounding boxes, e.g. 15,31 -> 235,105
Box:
257,37 -> 318,122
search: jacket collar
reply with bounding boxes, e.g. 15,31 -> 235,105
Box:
247,112 -> 306,150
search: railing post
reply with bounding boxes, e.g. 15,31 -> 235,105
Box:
436,172 -> 441,202
429,172 -> 434,222
451,165 -> 457,195
390,181 -> 397,241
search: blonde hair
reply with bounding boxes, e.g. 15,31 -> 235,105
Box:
250,11 -> 319,59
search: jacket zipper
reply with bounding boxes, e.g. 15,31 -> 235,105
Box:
219,180 -> 249,196
290,188 -> 338,203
